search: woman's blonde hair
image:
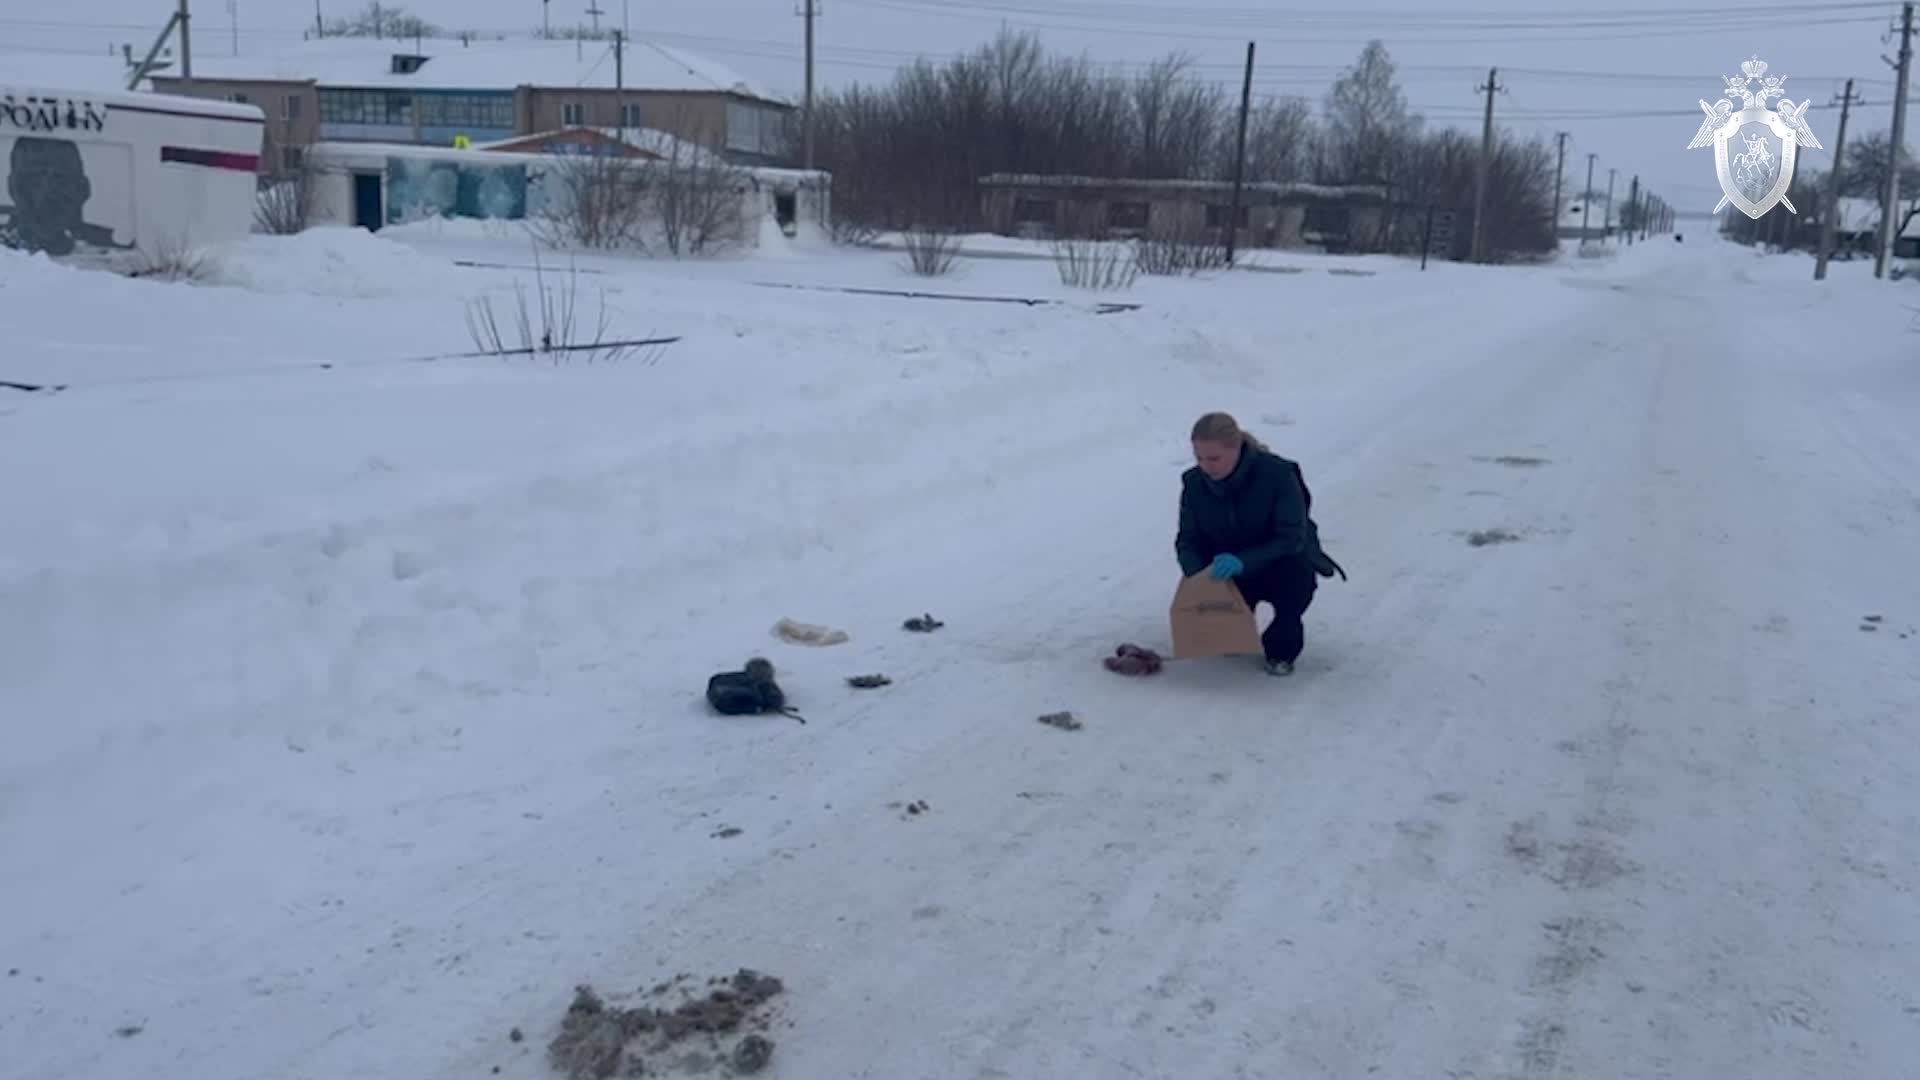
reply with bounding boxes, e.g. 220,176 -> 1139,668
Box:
1190,411 -> 1270,454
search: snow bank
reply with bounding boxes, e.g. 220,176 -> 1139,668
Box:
8,227 -> 1918,1080
211,226 -> 469,298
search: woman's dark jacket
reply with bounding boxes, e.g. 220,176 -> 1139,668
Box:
1175,445 -> 1345,582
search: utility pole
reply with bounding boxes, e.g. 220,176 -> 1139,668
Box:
1604,167 -> 1616,242
1626,175 -> 1638,246
1471,66 -> 1505,263
800,0 -> 819,169
178,0 -> 192,79
1226,41 -> 1256,267
586,2 -> 606,34
227,0 -> 237,56
1874,1 -> 1914,279
613,29 -> 624,146
542,0 -> 550,40
1551,131 -> 1570,248
1816,78 -> 1864,280
1580,152 -> 1596,248
315,0 -> 323,38
129,7 -> 185,89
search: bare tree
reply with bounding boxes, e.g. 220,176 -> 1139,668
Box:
651,118 -> 753,257
323,2 -> 438,39
1229,97 -> 1316,183
1321,40 -> 1422,185
788,28 -> 1555,262
1841,132 -> 1920,242
527,151 -> 654,252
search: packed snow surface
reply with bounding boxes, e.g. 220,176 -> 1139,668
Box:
3,224 -> 1918,1080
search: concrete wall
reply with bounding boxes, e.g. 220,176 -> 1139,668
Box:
522,90 -> 732,149
305,141 -> 828,249
1,82 -> 264,259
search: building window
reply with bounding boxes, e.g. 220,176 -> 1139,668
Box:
282,145 -> 304,171
228,91 -> 250,104
562,102 -> 586,126
725,102 -> 788,155
621,103 -> 642,128
318,88 -> 413,127
284,94 -> 302,119
417,92 -> 514,130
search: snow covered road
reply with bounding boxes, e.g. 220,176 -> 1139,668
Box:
4,232 -> 1918,1079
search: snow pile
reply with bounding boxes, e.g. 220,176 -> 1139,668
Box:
6,228 -> 1920,1080
211,226 -> 469,298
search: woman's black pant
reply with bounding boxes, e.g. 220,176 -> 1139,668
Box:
1237,558 -> 1318,664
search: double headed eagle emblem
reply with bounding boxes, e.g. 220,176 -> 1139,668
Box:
1687,55 -> 1822,217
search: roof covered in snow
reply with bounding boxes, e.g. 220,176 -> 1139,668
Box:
473,125 -> 725,167
1834,195 -> 1920,238
0,49 -> 160,94
154,37 -> 788,105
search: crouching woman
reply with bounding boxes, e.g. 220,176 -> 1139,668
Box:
1175,411 -> 1344,675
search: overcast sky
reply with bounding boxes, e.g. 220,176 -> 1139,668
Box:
8,1 -> 1916,213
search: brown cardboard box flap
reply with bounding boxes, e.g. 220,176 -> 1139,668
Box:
1169,573 -> 1264,658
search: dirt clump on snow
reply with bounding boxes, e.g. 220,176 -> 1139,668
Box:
547,971 -> 786,1079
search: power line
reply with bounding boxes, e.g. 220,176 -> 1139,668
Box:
840,0 -> 1891,44
0,16 -> 1902,91
841,0 -> 1892,26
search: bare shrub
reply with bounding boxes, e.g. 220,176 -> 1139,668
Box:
652,124 -> 752,257
254,164 -> 316,236
902,226 -> 962,276
1132,216 -> 1229,276
123,234 -> 217,282
1051,237 -> 1138,290
527,152 -> 653,252
463,246 -> 654,364
831,218 -> 882,247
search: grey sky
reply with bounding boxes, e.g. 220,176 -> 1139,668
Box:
9,1 -> 1916,213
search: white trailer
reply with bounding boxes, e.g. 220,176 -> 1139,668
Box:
0,82 -> 264,260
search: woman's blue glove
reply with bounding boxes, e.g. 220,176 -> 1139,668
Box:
1208,553 -> 1244,580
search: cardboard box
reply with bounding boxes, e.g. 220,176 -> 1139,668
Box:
1169,573 -> 1264,658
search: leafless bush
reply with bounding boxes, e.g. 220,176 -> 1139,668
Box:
463,247 -> 652,364
123,233 -> 217,282
253,163 -> 315,236
652,131 -> 752,257
527,152 -> 653,252
1051,237 -> 1138,290
902,226 -> 962,276
831,218 -> 882,247
1132,217 -> 1229,276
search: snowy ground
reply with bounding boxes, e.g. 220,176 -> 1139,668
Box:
3,222 -> 1919,1080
